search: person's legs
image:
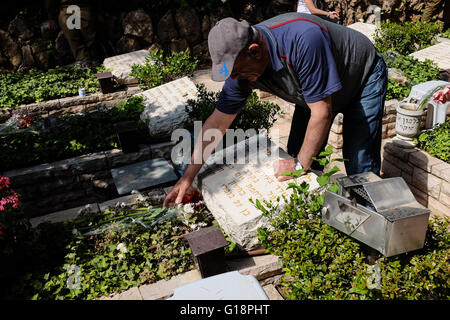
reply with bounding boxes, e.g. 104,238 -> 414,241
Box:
342,55 -> 387,176
422,0 -> 444,22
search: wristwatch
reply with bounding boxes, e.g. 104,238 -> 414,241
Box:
294,158 -> 303,171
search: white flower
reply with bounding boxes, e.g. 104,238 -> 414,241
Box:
117,243 -> 127,253
183,203 -> 194,214
308,214 -> 314,220
118,253 -> 124,260
72,228 -> 80,235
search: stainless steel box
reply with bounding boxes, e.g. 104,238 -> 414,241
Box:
322,172 -> 430,257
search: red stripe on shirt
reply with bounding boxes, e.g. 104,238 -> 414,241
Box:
269,18 -> 328,33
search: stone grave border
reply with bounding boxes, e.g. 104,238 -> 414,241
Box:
0,86 -> 143,123
381,140 -> 450,218
2,141 -> 176,218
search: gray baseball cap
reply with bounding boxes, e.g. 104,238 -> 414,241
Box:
208,18 -> 252,82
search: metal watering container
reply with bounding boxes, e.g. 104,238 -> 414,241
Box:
321,172 -> 430,257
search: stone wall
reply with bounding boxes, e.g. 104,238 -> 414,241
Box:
1,141 -> 175,218
1,0 -> 446,73
381,140 -> 450,218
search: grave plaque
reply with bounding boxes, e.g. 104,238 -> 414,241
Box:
103,49 -> 150,85
111,158 -> 178,195
193,135 -> 320,250
410,42 -> 450,71
139,77 -> 198,136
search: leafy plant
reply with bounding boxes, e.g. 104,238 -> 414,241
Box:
415,120 -> 450,163
130,49 -> 198,90
184,84 -> 282,133
255,146 -> 450,300
374,21 -> 442,55
0,96 -> 151,171
441,28 -> 450,39
0,65 -> 104,108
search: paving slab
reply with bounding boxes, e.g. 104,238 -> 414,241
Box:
263,284 -> 284,300
103,49 -> 150,85
410,42 -> 450,70
110,158 -> 178,195
139,76 -> 198,136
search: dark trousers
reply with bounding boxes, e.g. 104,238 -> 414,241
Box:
287,55 -> 387,176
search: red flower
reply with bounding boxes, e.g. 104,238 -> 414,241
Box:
181,190 -> 203,204
0,176 -> 11,191
18,115 -> 33,129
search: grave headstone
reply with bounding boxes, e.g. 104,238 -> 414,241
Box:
103,49 -> 150,85
410,42 -> 450,71
139,76 -> 198,137
193,135 -> 320,250
111,158 -> 178,195
347,22 -> 376,43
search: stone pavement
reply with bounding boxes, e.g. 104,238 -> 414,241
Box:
99,254 -> 284,300
409,41 -> 450,71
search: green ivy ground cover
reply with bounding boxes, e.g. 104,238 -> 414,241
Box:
0,197 -> 226,300
415,121 -> 450,164
0,65 -> 104,108
0,96 -> 151,171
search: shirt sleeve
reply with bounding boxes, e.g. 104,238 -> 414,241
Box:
293,25 -> 342,103
216,78 -> 252,114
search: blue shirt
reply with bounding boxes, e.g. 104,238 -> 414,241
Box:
216,19 -> 342,114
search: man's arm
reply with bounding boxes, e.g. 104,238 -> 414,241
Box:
297,96 -> 332,170
163,109 -> 237,207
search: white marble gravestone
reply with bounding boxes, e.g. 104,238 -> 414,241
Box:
347,22 -> 377,43
111,158 -> 178,195
103,49 -> 150,85
139,76 -> 198,136
409,42 -> 450,71
193,135 -> 320,250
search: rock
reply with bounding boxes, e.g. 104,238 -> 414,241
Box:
139,76 -> 198,137
157,10 -> 178,43
169,39 -> 188,53
193,41 -> 209,60
122,9 -> 153,44
201,15 -> 210,40
194,135 -> 320,250
31,40 -> 50,70
8,16 -> 34,41
0,29 -> 22,69
21,45 -> 34,68
147,43 -> 162,53
116,36 -> 142,53
175,8 -> 202,45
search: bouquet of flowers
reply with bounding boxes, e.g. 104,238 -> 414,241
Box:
433,85 -> 450,104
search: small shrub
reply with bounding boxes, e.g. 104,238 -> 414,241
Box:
184,84 -> 282,133
374,21 -> 442,55
415,121 -> 450,164
130,49 -> 198,89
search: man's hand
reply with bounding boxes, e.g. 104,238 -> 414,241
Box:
273,158 -> 304,182
329,11 -> 340,19
163,178 -> 192,207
